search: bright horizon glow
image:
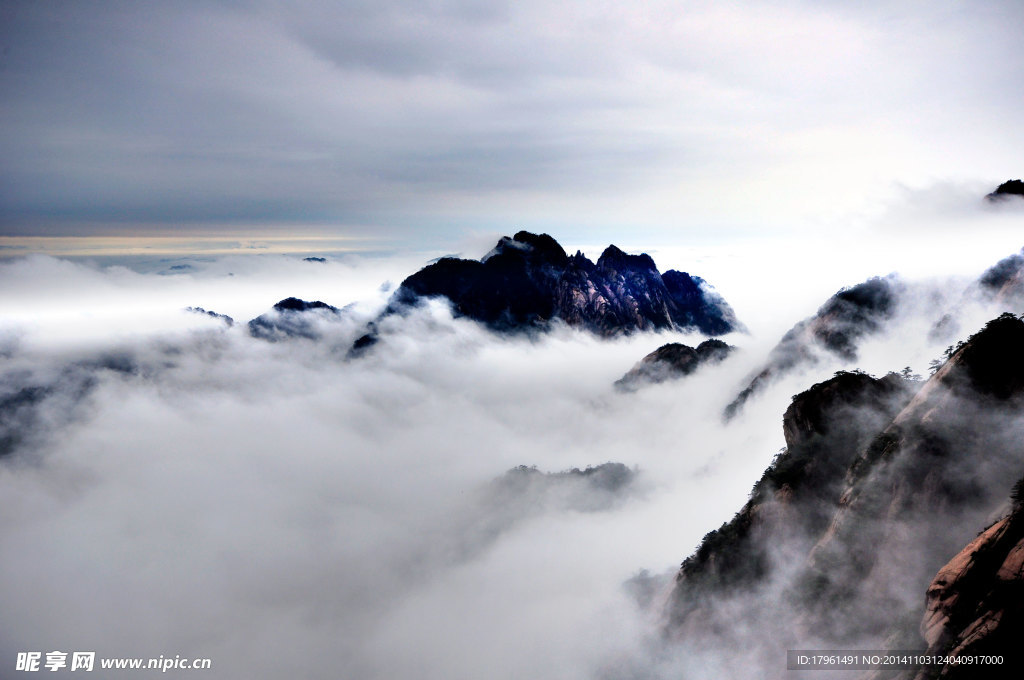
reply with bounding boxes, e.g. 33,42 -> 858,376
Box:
0,234 -> 382,258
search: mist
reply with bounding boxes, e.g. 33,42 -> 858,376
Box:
5,0 -> 1024,673
1,227 -> 1022,678
0,250 -> 771,679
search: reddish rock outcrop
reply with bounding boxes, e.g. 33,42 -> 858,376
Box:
899,501 -> 1024,679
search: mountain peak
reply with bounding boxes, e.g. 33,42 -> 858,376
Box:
248,297 -> 343,341
483,231 -> 569,266
596,244 -> 658,273
272,297 -> 338,313
615,339 -> 733,391
387,233 -> 739,338
986,178 -> 1024,201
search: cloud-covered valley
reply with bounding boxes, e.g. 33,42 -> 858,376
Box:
1,238 -> 1023,679
0,252 -> 781,679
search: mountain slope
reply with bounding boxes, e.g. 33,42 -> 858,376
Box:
663,313 -> 1024,678
724,276 -> 902,419
669,370 -> 914,629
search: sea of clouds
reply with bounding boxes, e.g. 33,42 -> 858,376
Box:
0,220 -> 1021,678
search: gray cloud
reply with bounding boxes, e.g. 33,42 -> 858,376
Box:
2,1 -> 1023,240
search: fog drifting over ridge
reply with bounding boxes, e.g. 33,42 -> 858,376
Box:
0,258 -> 780,679
1,227 -> 1023,678
4,0 -> 1024,672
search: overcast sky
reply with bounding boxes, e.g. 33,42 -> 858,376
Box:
1,0 -> 1022,247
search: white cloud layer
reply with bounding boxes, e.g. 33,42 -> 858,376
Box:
1,234 -> 1022,678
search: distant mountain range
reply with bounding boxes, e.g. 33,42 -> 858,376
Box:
240,231 -> 742,353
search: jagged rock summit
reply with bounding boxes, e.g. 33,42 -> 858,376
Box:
389,231 -> 741,337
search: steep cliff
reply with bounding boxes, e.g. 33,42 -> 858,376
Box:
669,370 -> 913,629
664,314 -> 1024,677
789,314 -> 1024,646
906,492 -> 1024,679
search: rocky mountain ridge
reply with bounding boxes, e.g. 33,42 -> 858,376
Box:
723,275 -> 902,419
239,232 -> 740,351
386,231 -> 740,337
664,313 -> 1024,678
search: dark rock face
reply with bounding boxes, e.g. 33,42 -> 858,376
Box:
248,297 -> 342,341
391,231 -> 740,337
665,314 -> 1024,678
928,247 -> 1024,343
615,339 -> 733,391
669,371 -> 913,627
347,327 -> 379,358
986,179 -> 1024,201
724,275 -> 902,419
